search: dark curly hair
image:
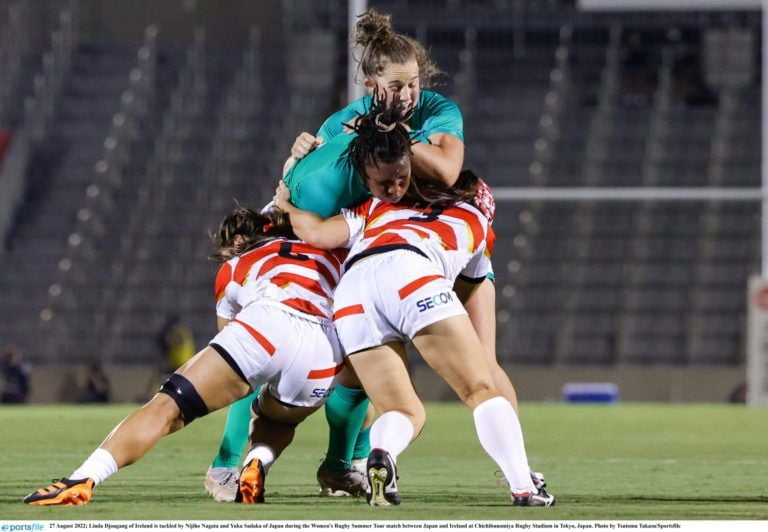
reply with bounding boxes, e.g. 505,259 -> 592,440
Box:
348,89 -> 413,177
347,91 -> 477,207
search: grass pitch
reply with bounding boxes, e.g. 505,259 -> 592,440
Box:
0,402 -> 766,520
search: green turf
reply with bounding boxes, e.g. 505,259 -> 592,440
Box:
1,403 -> 766,520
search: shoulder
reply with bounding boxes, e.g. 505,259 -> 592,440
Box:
343,95 -> 372,114
344,197 -> 376,218
412,91 -> 464,140
317,97 -> 372,137
419,90 -> 460,114
289,134 -> 354,181
214,261 -> 236,300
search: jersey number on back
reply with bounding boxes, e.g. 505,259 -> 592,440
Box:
408,206 -> 444,223
278,242 -> 310,262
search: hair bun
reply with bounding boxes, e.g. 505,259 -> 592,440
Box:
354,9 -> 393,47
374,113 -> 397,132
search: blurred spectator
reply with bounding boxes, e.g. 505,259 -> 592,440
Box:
156,314 -> 196,374
619,31 -> 655,109
1,344 -> 31,403
672,44 -> 718,106
728,382 -> 747,404
79,357 -> 110,403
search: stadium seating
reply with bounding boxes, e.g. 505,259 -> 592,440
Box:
0,0 -> 760,374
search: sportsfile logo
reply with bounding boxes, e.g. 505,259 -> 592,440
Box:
416,291 -> 454,312
1,525 -> 45,532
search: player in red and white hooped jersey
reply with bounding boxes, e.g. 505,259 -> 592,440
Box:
23,207 -> 345,506
213,230 -> 345,324
273,99 -> 554,508
209,211 -> 346,411
341,194 -> 492,284
331,191 -> 493,358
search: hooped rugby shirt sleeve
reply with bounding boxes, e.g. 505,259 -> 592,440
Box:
214,262 -> 238,320
458,241 -> 493,284
340,198 -> 373,249
458,224 -> 495,284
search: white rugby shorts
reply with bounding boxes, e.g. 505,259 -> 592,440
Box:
210,302 -> 343,407
333,250 -> 467,356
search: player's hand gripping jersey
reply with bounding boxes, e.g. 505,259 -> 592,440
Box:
214,238 -> 346,323
341,197 -> 493,282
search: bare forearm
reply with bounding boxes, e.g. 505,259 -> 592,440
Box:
273,186 -> 349,249
409,133 -> 464,186
286,209 -> 327,244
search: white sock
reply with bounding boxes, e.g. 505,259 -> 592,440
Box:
369,411 -> 415,463
70,448 -> 118,486
472,396 -> 536,494
243,445 -> 276,473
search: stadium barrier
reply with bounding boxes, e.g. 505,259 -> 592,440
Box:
24,363 -> 745,403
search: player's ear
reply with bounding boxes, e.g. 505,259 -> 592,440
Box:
363,77 -> 376,93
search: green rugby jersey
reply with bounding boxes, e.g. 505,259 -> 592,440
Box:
284,90 -> 464,218
317,90 -> 464,145
282,132 -> 367,218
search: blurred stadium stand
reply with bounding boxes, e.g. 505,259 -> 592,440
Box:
0,0 -> 759,401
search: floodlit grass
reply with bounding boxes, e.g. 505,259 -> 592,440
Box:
1,403 -> 767,520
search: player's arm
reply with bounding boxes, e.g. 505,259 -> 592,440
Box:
273,180 -> 350,249
216,317 -> 230,332
410,132 -> 464,187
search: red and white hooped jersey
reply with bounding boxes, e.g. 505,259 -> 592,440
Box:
341,198 -> 493,282
214,238 -> 346,323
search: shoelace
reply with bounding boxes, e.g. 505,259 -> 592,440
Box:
218,471 -> 237,486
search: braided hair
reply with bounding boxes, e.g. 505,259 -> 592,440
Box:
210,206 -> 295,262
348,91 -> 477,207
348,89 -> 413,178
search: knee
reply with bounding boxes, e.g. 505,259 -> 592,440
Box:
144,394 -> 185,434
157,373 -> 209,426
